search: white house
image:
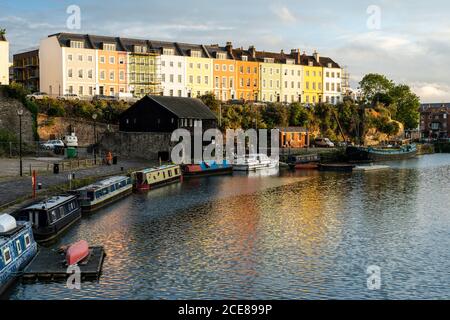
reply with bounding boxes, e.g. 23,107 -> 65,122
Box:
159,46 -> 186,97
322,57 -> 342,105
0,33 -> 9,85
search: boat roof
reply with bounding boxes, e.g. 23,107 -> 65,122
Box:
135,164 -> 179,174
0,219 -> 28,246
77,176 -> 129,191
23,195 -> 78,211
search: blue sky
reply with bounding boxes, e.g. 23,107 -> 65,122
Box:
1,0 -> 450,102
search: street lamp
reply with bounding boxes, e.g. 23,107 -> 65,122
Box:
92,113 -> 98,164
17,109 -> 24,177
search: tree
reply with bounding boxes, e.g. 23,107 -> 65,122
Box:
261,103 -> 289,128
289,103 -> 311,127
389,84 -> 420,129
0,29 -> 6,37
359,74 -> 394,104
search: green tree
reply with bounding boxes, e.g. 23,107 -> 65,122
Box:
359,74 -> 394,104
289,103 -> 311,127
261,103 -> 289,128
389,84 -> 420,129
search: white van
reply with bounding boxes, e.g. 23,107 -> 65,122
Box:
64,133 -> 78,147
115,92 -> 136,103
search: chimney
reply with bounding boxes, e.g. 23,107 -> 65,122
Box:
226,41 -> 233,54
291,48 -> 301,64
313,50 -> 320,63
249,45 -> 256,59
280,49 -> 284,55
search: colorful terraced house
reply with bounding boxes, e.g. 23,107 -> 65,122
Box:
31,33 -> 344,104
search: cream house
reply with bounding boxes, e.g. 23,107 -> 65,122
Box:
322,57 -> 342,105
0,33 -> 9,85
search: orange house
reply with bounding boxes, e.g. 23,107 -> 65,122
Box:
208,43 -> 237,102
233,47 -> 260,102
97,48 -> 127,96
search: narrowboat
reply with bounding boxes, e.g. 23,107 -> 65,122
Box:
182,160 -> 232,177
16,195 -> 81,242
233,154 -> 279,171
0,214 -> 38,296
131,165 -> 182,191
346,144 -> 417,163
287,154 -> 320,170
75,176 -> 132,213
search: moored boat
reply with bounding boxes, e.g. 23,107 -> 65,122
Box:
15,195 -> 81,242
66,240 -> 90,266
318,163 -> 355,172
131,164 -> 182,191
0,214 -> 38,296
346,144 -> 417,163
287,154 -> 320,170
75,176 -> 132,213
233,154 -> 279,171
182,160 -> 232,177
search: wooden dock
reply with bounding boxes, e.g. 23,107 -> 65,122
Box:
22,246 -> 105,282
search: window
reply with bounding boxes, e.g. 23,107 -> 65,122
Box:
222,64 -> 227,72
100,56 -> 105,64
242,56 -> 248,61
230,65 -> 234,72
204,76 -> 209,84
24,234 -> 31,248
68,86 -> 73,94
178,90 -> 182,97
100,70 -> 105,80
68,54 -> 73,61
162,74 -> 166,82
119,57 -> 124,64
89,87 -> 93,96
189,75 -> 193,84
169,89 -> 174,96
88,69 -> 93,79
163,48 -> 175,55
16,240 -> 22,255
197,63 -> 201,69
78,55 -> 83,62
78,69 -> 83,78
197,76 -> 201,84
110,71 -> 115,81
2,247 -> 12,265
178,62 -> 182,68
79,86 -> 83,95
190,50 -> 201,58
109,56 -> 115,64
170,74 -> 174,83
103,43 -> 116,51
178,75 -> 182,83
68,69 -> 73,78
161,61 -> 166,67
215,64 -> 220,71
70,41 -> 84,48
222,77 -> 227,88
120,70 -> 125,81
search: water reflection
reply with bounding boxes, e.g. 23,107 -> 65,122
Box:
6,154 -> 450,300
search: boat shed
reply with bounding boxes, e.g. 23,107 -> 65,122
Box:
119,95 -> 218,133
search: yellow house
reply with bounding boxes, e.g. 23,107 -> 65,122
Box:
180,44 -> 213,98
256,51 -> 282,103
301,51 -> 323,105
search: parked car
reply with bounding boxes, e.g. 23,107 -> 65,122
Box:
57,93 -> 81,101
115,92 -> 136,103
26,92 -> 48,101
63,134 -> 78,148
93,95 -> 117,102
314,138 -> 335,148
41,139 -> 65,150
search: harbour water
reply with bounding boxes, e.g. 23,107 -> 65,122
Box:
7,154 -> 450,300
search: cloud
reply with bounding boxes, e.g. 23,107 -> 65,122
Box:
411,82 -> 450,103
272,6 -> 296,24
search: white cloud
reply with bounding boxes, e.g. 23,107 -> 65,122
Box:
411,82 -> 450,103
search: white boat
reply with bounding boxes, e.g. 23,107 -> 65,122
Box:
232,154 -> 279,171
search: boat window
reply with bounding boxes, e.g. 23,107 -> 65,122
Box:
16,240 -> 22,255
120,180 -> 127,187
127,178 -> 131,185
87,191 -> 95,201
24,234 -> 31,248
95,190 -> 103,199
111,184 -> 116,192
163,171 -> 166,179
168,170 -> 172,177
50,210 -> 58,223
102,188 -> 109,195
175,168 -> 179,175
59,207 -> 65,218
2,247 -> 12,265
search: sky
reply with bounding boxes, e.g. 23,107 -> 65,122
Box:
1,0 -> 450,102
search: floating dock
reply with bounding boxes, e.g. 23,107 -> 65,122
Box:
22,246 -> 105,282
353,165 -> 390,172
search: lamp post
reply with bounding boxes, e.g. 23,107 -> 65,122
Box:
17,109 -> 24,177
92,113 -> 98,164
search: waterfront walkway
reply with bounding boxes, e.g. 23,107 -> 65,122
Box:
0,158 -> 152,211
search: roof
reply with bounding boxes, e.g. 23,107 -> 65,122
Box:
320,56 -> 341,69
23,195 -> 77,211
420,103 -> 450,112
136,164 -> 180,174
275,127 -> 308,132
77,176 -> 130,191
128,95 -> 217,120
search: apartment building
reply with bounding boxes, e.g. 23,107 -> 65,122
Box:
280,49 -> 303,104
301,52 -> 323,105
420,104 -> 450,139
257,52 -> 282,103
13,49 -> 39,91
233,46 -> 259,102
0,33 -> 9,85
208,42 -> 237,101
156,42 -> 186,98
181,43 -> 213,98
322,57 -> 342,105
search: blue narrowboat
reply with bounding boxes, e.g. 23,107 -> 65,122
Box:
0,214 -> 38,296
16,195 -> 82,242
181,160 -> 233,177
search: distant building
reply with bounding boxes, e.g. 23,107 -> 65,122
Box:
119,95 -> 217,133
0,33 -> 9,85
13,49 -> 39,92
277,127 -> 309,148
419,103 -> 450,139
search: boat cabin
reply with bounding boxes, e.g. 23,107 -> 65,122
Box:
132,165 -> 181,191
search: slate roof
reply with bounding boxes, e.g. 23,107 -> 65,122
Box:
420,103 -> 450,112
125,95 -> 217,120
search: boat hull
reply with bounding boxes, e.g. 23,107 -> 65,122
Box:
135,176 -> 182,191
318,163 -> 355,172
289,162 -> 319,170
81,187 -> 133,213
233,162 -> 278,171
182,166 -> 233,177
346,146 -> 417,163
33,209 -> 82,242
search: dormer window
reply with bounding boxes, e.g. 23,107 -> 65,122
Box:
264,58 -> 274,63
286,59 -> 294,65
163,48 -> 175,55
70,41 -> 84,49
103,43 -> 116,51
242,55 -> 248,61
190,50 -> 201,58
216,52 -> 227,60
308,61 -> 313,66
134,45 -> 147,53
327,63 -> 332,68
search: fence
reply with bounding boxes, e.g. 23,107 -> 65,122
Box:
0,141 -> 93,158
